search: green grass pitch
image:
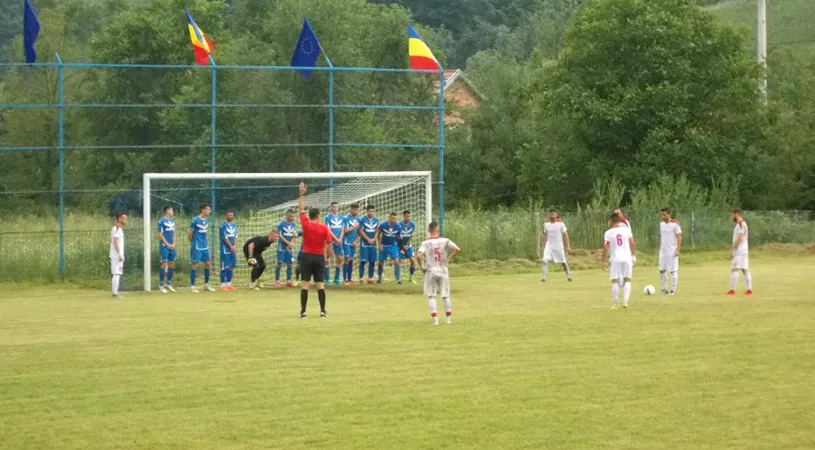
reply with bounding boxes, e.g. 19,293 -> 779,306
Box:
1,257 -> 814,449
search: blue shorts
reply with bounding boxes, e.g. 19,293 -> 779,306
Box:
360,245 -> 377,263
379,244 -> 401,262
277,250 -> 293,264
343,243 -> 357,259
190,248 -> 210,264
160,247 -> 177,262
221,253 -> 236,270
332,243 -> 344,258
400,245 -> 415,259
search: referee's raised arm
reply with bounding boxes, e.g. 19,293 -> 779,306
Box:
297,182 -> 333,319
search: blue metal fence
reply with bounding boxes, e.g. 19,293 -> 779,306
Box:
0,56 -> 446,279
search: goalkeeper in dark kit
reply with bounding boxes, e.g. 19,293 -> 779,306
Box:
243,230 -> 279,290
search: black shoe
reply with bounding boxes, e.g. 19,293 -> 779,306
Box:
320,311 -> 327,318
299,312 -> 307,319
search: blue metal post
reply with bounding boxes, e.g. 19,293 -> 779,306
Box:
328,67 -> 334,185
209,57 -> 217,251
56,53 -> 65,279
438,69 -> 445,234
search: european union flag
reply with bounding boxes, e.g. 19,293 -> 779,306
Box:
290,18 -> 321,79
23,0 -> 41,64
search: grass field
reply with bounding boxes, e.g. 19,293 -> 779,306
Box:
1,257 -> 814,450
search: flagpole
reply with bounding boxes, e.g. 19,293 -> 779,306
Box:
56,52 -> 65,279
307,17 -> 335,186
209,54 -> 217,252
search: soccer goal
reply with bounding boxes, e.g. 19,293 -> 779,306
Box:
142,172 -> 433,292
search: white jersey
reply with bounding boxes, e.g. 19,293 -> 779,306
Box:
659,220 -> 682,256
621,218 -> 632,233
543,221 -> 567,249
604,226 -> 633,263
110,225 -> 124,258
733,220 -> 748,254
419,237 -> 459,276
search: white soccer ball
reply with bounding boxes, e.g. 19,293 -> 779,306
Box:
643,285 -> 656,295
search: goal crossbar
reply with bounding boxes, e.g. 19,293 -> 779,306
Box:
142,171 -> 433,292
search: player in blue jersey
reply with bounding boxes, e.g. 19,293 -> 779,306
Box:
157,206 -> 177,293
378,212 -> 404,284
219,210 -> 239,291
188,203 -> 214,292
325,202 -> 345,286
276,209 -> 297,288
359,205 -> 380,284
342,203 -> 361,285
399,210 -> 418,284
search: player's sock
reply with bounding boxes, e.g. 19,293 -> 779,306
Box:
394,264 -> 401,282
428,297 -> 437,316
562,263 -> 571,279
168,268 -> 175,284
159,268 -> 165,286
660,271 -> 668,290
190,269 -> 197,286
540,261 -> 549,280
359,262 -> 366,280
671,272 -> 678,292
410,266 -> 415,278
227,270 -> 234,284
443,297 -> 452,315
318,289 -> 326,313
220,269 -> 225,284
112,275 -> 120,296
275,267 -> 281,281
334,266 -> 340,282
295,266 -> 301,281
300,289 -> 308,313
204,268 -> 210,285
368,262 -> 375,279
730,271 -> 739,291
377,264 -> 384,281
611,283 -> 619,307
324,267 -> 330,282
743,270 -> 752,290
286,266 -> 292,282
623,281 -> 631,305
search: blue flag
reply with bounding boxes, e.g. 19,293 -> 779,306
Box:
290,18 -> 321,79
23,0 -> 41,64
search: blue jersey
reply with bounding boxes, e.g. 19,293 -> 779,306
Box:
219,221 -> 238,254
326,213 -> 345,242
278,220 -> 297,251
379,221 -> 402,246
343,214 -> 360,244
190,216 -> 209,250
360,216 -> 380,247
157,217 -> 175,249
399,220 -> 416,246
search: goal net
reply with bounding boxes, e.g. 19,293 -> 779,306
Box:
142,172 -> 432,292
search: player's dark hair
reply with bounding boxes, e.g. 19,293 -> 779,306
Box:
115,211 -> 126,221
286,208 -> 295,215
330,201 -> 338,207
661,207 -> 671,215
548,208 -> 558,213
389,212 -> 397,217
610,212 -> 621,223
308,207 -> 320,220
226,208 -> 234,214
200,203 -> 210,211
731,208 -> 743,215
350,203 -> 359,209
367,205 -> 375,211
428,221 -> 439,232
163,206 -> 172,213
403,210 -> 411,215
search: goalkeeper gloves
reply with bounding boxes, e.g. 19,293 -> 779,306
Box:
248,257 -> 257,266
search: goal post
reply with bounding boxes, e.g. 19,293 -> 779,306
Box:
142,171 -> 433,292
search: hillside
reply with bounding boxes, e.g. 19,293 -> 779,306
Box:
708,0 -> 815,54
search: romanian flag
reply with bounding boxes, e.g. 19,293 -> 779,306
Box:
185,8 -> 214,66
408,24 -> 439,71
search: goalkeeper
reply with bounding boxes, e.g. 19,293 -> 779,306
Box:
243,230 -> 279,290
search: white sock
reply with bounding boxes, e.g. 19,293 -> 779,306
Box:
541,261 -> 549,279
112,275 -> 120,296
660,271 -> 668,290
743,270 -> 752,290
611,283 -> 619,306
671,272 -> 678,292
428,297 -> 437,317
623,281 -> 631,305
730,271 -> 739,290
443,297 -> 452,316
562,263 -> 571,278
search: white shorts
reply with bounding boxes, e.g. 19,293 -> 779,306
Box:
609,261 -> 632,281
659,254 -> 679,272
424,272 -> 450,298
732,253 -> 749,270
543,246 -> 566,264
110,257 -> 123,275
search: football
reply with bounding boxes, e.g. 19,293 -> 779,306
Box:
643,285 -> 656,295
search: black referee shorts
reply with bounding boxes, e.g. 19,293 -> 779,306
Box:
300,254 -> 325,283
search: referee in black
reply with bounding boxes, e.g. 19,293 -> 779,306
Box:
297,182 -> 334,318
243,230 -> 278,290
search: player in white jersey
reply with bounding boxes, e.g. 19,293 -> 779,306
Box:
109,212 -> 128,299
417,221 -> 460,325
601,212 -> 637,309
726,208 -> 753,296
540,209 -> 573,282
658,208 -> 682,295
